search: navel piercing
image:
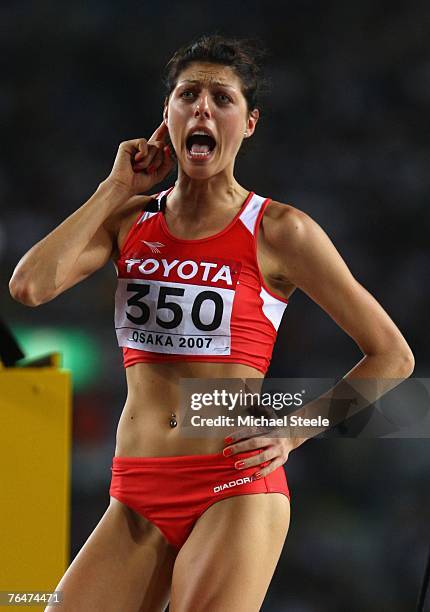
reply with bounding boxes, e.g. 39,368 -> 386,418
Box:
169,412 -> 178,428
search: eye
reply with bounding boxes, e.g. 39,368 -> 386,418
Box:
217,93 -> 231,103
179,90 -> 231,103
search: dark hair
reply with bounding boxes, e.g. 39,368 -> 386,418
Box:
162,33 -> 271,116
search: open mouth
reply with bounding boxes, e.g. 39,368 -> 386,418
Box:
185,134 -> 217,160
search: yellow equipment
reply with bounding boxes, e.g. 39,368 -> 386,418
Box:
0,353 -> 71,610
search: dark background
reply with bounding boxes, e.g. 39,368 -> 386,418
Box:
1,1 -> 430,610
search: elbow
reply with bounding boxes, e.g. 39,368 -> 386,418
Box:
400,349 -> 415,377
9,276 -> 43,307
367,343 -> 415,378
390,345 -> 415,378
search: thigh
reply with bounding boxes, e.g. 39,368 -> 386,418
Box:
46,497 -> 178,612
169,493 -> 290,612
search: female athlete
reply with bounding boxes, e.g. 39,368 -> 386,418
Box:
9,34 -> 414,611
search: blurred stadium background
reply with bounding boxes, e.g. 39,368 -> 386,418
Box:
1,1 -> 429,610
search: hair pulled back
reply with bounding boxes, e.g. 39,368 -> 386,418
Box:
162,33 -> 270,115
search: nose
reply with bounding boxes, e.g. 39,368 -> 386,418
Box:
194,93 -> 211,119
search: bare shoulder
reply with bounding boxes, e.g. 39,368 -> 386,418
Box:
105,193 -> 156,259
261,198 -> 340,289
262,199 -> 315,252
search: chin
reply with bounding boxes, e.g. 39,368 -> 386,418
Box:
180,158 -> 218,177
184,168 -> 217,180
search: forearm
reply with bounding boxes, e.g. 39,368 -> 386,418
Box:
290,350 -> 415,450
9,179 -> 128,304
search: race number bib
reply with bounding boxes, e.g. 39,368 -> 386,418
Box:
115,278 -> 234,355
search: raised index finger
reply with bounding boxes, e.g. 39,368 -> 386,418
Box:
148,120 -> 169,144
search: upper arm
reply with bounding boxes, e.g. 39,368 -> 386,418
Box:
270,206 -> 411,357
48,221 -> 115,299
52,193 -> 153,298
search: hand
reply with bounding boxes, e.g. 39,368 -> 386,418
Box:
222,429 -> 300,479
105,121 -> 176,196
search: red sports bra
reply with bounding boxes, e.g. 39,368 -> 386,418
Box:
114,187 -> 289,374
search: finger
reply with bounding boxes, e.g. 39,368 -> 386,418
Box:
222,438 -> 258,456
148,120 -> 169,144
224,426 -> 259,445
148,145 -> 176,178
133,141 -> 148,161
233,448 -> 277,471
224,427 -> 273,450
224,429 -> 272,449
140,147 -> 164,175
253,458 -> 285,480
131,139 -> 160,165
119,138 -> 148,159
223,437 -> 273,457
133,145 -> 160,171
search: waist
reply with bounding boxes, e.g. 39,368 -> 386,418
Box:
116,361 -> 264,457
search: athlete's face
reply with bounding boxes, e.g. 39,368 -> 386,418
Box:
163,62 -> 259,177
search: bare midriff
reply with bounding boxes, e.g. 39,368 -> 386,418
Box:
114,361 -> 264,458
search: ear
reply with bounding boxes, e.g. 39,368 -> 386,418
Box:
245,108 -> 260,138
163,98 -> 169,126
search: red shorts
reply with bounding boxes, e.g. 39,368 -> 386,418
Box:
109,449 -> 290,550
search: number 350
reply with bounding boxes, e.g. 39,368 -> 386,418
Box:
126,284 -> 223,332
